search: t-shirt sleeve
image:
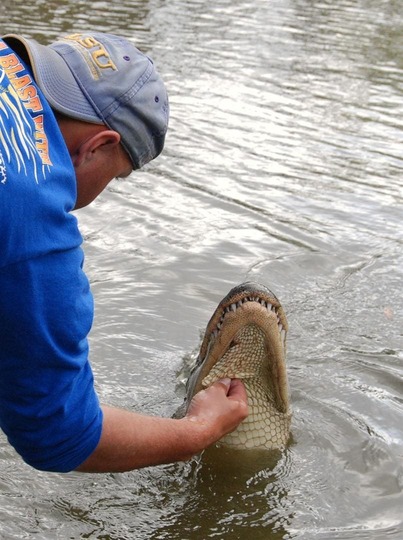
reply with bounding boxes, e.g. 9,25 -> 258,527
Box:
0,247 -> 103,473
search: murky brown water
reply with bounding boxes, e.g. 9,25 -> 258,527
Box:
1,0 -> 402,538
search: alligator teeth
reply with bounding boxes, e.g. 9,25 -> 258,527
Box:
280,328 -> 286,344
212,296 -> 286,348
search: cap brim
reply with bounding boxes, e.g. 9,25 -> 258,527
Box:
3,34 -> 102,124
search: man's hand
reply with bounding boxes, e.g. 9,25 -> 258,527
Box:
185,378 -> 248,445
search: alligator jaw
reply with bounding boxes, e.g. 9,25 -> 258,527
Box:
184,282 -> 291,450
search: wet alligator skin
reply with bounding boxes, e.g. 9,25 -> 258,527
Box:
181,282 -> 291,450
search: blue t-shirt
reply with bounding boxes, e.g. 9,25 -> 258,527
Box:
0,38 -> 103,472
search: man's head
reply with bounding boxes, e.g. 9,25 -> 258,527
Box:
3,32 -> 169,208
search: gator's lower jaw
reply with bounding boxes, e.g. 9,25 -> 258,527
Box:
184,282 -> 292,450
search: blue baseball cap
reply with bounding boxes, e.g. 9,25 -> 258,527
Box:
3,32 -> 169,169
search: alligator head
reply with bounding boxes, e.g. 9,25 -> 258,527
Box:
181,281 -> 291,450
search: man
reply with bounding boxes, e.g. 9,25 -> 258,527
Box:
0,32 -> 248,473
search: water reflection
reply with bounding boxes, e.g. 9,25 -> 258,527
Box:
1,0 -> 402,538
0,0 -> 151,45
150,449 -> 292,540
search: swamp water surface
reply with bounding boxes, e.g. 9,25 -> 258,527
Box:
0,0 -> 402,538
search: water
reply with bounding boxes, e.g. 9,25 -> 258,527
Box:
1,0 -> 402,538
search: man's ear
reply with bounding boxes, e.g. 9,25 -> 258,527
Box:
72,130 -> 121,168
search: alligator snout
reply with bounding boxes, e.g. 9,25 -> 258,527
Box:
181,282 -> 291,450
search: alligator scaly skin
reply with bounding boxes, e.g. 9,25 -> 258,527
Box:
182,282 -> 291,450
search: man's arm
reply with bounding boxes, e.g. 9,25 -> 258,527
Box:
76,378 -> 248,473
0,252 -> 247,473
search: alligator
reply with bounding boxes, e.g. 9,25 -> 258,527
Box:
179,282 -> 291,450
